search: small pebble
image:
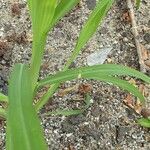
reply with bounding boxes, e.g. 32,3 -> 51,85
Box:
123,37 -> 128,42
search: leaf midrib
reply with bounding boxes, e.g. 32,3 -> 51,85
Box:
17,65 -> 31,150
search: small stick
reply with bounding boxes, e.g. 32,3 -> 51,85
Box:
127,0 -> 147,72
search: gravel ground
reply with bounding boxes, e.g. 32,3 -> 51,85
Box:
0,0 -> 150,149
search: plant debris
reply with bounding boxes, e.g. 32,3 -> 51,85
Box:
0,40 -> 9,57
123,94 -> 143,114
11,3 -> 22,16
78,83 -> 92,94
141,108 -> 150,118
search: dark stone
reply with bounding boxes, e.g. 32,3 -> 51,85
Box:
120,43 -> 129,51
99,116 -> 109,123
125,108 -> 136,120
61,121 -> 75,133
82,126 -> 101,140
99,27 -> 108,35
115,125 -> 130,143
68,61 -> 76,69
86,0 -> 96,10
0,76 -> 4,86
146,69 -> 150,76
143,33 -> 150,43
91,105 -> 102,117
0,41 -> 9,57
67,114 -> 86,125
148,20 -> 150,27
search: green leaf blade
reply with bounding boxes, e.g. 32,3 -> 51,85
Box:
0,92 -> 8,103
28,0 -> 57,35
6,64 -> 47,150
51,0 -> 80,29
38,64 -> 150,87
37,64 -> 150,104
65,0 -> 114,69
28,0 -> 58,89
137,118 -> 150,128
84,75 -> 145,102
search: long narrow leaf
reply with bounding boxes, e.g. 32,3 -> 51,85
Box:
46,94 -> 92,116
41,73 -> 144,102
28,0 -> 58,89
65,0 -> 114,69
37,64 -> 150,103
6,64 -> 47,150
38,64 -> 150,87
84,75 -> 145,102
50,0 -> 80,29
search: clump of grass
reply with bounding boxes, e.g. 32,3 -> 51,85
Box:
0,0 -> 149,149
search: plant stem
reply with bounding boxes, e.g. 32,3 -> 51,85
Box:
126,0 -> 147,72
35,83 -> 59,111
30,35 -> 47,90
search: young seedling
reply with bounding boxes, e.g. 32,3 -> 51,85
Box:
0,0 -> 149,149
136,0 -> 141,8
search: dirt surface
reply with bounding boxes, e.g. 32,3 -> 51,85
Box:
0,0 -> 150,149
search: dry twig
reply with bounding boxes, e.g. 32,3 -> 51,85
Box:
127,0 -> 147,72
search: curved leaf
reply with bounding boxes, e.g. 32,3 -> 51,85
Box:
84,74 -> 145,102
35,0 -> 115,111
45,93 -> 92,116
50,0 -> 80,29
6,64 -> 47,150
65,0 -> 114,69
38,64 -> 150,87
37,64 -> 150,103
